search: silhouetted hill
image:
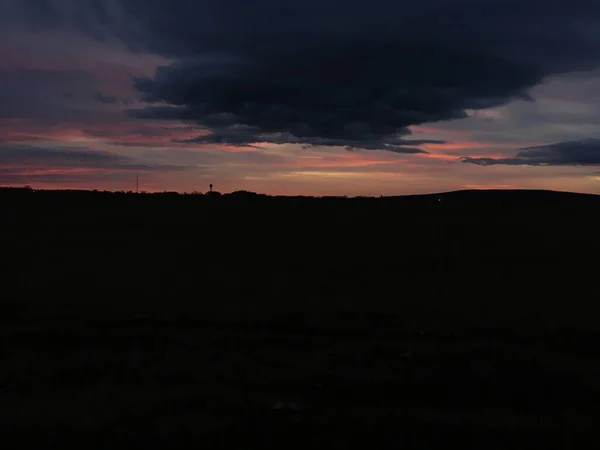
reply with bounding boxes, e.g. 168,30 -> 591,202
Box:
387,188 -> 600,203
2,186 -> 600,449
3,185 -> 599,204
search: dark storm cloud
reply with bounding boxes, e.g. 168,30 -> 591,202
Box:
164,122 -> 442,152
0,144 -> 189,171
12,1 -> 600,152
461,139 -> 600,166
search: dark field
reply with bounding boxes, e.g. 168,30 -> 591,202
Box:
2,187 -> 600,449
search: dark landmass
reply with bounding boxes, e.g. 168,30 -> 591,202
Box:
2,187 -> 599,449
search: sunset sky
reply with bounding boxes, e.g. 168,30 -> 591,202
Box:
3,0 -> 600,196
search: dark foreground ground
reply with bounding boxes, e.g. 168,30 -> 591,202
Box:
2,187 -> 600,449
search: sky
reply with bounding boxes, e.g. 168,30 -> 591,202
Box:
3,1 -> 600,196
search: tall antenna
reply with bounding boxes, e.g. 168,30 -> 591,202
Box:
136,175 -> 139,193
